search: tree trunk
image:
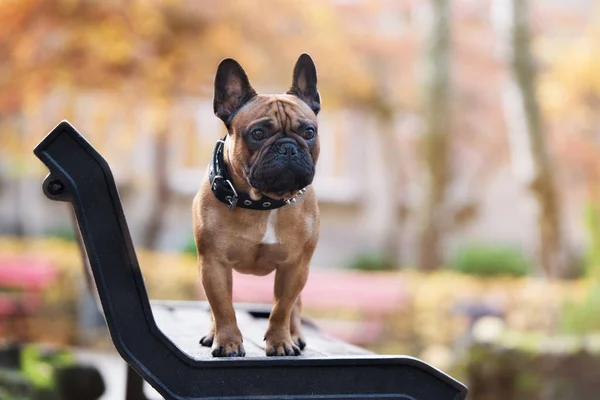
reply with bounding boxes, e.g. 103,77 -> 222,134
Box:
365,101 -> 401,267
494,0 -> 570,278
140,127 -> 171,250
417,0 -> 451,271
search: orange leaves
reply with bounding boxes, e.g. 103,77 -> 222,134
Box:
536,8 -> 600,194
0,0 -> 381,112
0,0 -> 41,41
538,9 -> 600,123
129,1 -> 167,38
85,20 -> 134,65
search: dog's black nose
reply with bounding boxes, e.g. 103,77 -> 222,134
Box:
277,141 -> 298,156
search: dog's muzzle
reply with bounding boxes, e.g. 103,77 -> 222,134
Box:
249,139 -> 315,195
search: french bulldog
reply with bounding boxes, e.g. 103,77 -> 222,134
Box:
192,53 -> 321,357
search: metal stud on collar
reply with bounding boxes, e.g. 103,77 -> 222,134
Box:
285,187 -> 307,205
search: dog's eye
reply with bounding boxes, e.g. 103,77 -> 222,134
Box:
303,127 -> 316,140
251,129 -> 265,141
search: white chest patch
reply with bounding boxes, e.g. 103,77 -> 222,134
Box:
261,210 -> 278,244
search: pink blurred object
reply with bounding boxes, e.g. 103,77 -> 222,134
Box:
229,269 -> 406,315
0,256 -> 59,290
0,294 -> 20,315
315,319 -> 385,345
0,256 -> 58,326
0,293 -> 43,316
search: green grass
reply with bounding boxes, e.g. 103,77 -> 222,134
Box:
450,243 -> 531,277
44,226 -> 76,242
346,252 -> 396,272
560,283 -> 600,334
182,235 -> 197,256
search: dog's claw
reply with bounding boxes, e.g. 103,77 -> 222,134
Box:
199,333 -> 214,347
210,341 -> 245,358
211,346 -> 224,357
294,336 -> 306,350
266,341 -> 301,357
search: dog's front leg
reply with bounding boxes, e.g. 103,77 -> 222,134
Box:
201,261 -> 245,357
290,296 -> 306,350
265,264 -> 309,356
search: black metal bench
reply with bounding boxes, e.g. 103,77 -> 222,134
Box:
34,121 -> 468,400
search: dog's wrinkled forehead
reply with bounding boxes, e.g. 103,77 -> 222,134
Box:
231,94 -> 317,134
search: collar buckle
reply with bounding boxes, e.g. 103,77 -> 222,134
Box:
211,175 -> 239,210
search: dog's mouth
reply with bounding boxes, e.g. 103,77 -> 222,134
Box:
247,176 -> 311,201
246,139 -> 315,200
246,187 -> 302,202
264,189 -> 302,200
247,163 -> 314,200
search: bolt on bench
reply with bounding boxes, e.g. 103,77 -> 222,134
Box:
34,121 -> 468,400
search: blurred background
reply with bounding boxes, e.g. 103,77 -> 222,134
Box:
1,0 -> 600,399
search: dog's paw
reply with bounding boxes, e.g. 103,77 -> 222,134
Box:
199,332 -> 214,347
210,332 -> 245,357
211,341 -> 245,358
292,334 -> 306,350
265,337 -> 301,357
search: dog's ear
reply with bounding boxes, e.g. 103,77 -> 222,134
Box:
214,59 -> 257,126
287,53 -> 321,115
